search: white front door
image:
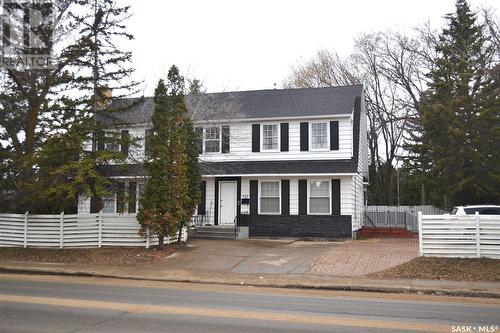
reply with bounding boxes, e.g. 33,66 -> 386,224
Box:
219,181 -> 237,225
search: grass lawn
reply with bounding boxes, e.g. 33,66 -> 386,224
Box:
369,257 -> 500,282
0,247 -> 175,266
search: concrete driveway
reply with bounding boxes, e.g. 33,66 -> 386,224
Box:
156,238 -> 418,277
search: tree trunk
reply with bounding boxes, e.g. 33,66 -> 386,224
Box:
158,235 -> 164,250
177,223 -> 183,245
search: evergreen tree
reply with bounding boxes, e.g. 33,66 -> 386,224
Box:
138,66 -> 201,248
410,0 -> 500,206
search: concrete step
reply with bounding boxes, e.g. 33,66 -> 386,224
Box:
191,227 -> 237,239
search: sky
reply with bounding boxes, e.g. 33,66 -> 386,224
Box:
124,0 -> 498,95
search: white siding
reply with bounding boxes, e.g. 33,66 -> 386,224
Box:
241,178 -> 250,215
201,117 -> 352,163
204,178 -> 216,225
289,179 -> 299,215
78,196 -> 91,214
105,116 -> 353,165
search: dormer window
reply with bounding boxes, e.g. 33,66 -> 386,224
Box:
204,127 -> 221,153
262,124 -> 279,151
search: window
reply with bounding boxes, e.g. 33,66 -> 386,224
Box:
102,195 -> 116,213
262,124 -> 278,151
309,180 -> 330,214
310,122 -> 328,150
260,181 -> 280,214
204,127 -> 220,153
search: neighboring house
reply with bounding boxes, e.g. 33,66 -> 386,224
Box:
78,85 -> 368,238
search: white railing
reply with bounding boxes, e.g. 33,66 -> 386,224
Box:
418,212 -> 500,259
0,212 -> 187,249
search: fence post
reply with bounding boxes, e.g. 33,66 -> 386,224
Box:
98,210 -> 103,248
475,212 -> 480,258
24,211 -> 28,248
59,212 -> 64,249
418,211 -> 423,256
146,228 -> 150,249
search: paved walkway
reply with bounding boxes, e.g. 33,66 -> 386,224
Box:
309,238 -> 419,276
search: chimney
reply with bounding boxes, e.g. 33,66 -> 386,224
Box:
96,86 -> 112,109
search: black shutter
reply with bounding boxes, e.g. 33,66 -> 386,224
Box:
116,182 -> 125,213
199,181 -> 206,215
330,121 -> 339,150
252,124 -> 260,152
90,195 -> 101,213
221,126 -> 230,153
332,179 -> 341,215
120,130 -> 129,156
144,129 -> 152,156
280,123 -> 289,152
195,128 -> 203,154
249,180 -> 258,214
128,182 -> 137,213
300,122 -> 309,151
281,180 -> 290,215
97,131 -> 105,151
298,179 -> 307,215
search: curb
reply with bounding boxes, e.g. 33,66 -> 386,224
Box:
1,266 -> 499,299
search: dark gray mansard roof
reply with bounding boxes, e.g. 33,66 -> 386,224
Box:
97,84 -> 363,125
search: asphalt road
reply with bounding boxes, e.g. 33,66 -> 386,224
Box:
0,274 -> 499,333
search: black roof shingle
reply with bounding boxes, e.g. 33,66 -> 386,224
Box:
97,85 -> 363,125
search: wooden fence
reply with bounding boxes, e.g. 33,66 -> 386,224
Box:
418,213 -> 500,259
0,212 -> 186,248
364,205 -> 447,232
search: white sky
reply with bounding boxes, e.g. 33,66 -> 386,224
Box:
125,0 -> 498,95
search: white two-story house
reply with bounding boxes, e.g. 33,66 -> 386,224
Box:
78,84 -> 368,238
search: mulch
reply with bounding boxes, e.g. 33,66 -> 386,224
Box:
368,256 -> 500,282
0,246 -> 176,266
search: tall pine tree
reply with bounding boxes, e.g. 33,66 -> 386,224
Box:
411,0 -> 500,206
138,66 -> 200,248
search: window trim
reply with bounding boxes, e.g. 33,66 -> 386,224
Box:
309,121 -> 330,151
258,179 -> 281,215
260,123 -> 280,152
203,126 -> 222,154
307,179 -> 332,215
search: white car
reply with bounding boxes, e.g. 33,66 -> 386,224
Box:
451,205 -> 500,215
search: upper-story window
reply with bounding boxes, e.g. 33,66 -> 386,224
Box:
310,122 -> 329,150
262,124 -> 279,151
204,127 -> 220,153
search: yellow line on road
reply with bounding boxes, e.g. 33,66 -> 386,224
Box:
1,294 -> 450,332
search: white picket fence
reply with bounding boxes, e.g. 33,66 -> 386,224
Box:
0,213 -> 187,249
418,213 -> 500,259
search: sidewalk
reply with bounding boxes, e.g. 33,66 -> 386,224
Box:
1,259 -> 499,298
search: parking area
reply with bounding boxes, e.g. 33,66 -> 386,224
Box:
156,238 -> 419,277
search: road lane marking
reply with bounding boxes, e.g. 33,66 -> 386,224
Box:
0,294 -> 451,332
